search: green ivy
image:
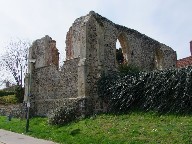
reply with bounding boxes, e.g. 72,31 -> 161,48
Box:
98,66 -> 192,114
118,63 -> 141,76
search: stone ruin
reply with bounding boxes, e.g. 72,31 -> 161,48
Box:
25,11 -> 177,116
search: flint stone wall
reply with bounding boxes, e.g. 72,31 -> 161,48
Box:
0,104 -> 22,118
66,11 -> 177,102
27,11 -> 177,116
30,56 -> 79,116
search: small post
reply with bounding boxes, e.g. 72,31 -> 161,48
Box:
26,58 -> 36,133
26,102 -> 30,132
7,113 -> 12,121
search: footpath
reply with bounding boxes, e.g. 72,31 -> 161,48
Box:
0,129 -> 57,144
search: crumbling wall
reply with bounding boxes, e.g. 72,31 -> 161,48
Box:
27,36 -> 80,116
88,12 -> 176,71
31,57 -> 80,116
29,35 -> 59,69
27,11 -> 177,116
65,15 -> 88,60
78,11 -> 176,111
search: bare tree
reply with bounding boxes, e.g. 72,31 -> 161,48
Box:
0,39 -> 30,87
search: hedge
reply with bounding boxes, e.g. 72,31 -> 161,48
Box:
0,90 -> 15,97
98,66 -> 192,114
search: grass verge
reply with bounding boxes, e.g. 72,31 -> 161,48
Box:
0,112 -> 191,144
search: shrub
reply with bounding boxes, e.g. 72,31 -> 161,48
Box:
0,85 -> 24,104
0,90 -> 15,97
0,95 -> 17,104
118,63 -> 141,76
15,86 -> 24,103
98,66 -> 192,114
97,72 -> 121,103
48,103 -> 78,125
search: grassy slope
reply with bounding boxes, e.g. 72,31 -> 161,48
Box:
0,112 -> 191,144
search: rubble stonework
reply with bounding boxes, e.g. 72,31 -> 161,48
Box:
0,104 -> 22,117
25,11 -> 177,116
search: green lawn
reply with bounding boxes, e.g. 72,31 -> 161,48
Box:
0,112 -> 191,144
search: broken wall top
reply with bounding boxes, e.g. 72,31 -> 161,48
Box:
65,11 -> 176,70
29,35 -> 59,69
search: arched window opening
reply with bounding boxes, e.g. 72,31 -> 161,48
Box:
115,33 -> 129,66
116,39 -> 124,64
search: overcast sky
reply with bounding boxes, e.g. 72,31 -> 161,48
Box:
0,0 -> 192,61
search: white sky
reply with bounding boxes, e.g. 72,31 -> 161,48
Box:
0,0 -> 192,61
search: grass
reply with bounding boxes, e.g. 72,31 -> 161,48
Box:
0,112 -> 191,144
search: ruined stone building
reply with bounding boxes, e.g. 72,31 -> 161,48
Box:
25,11 -> 177,116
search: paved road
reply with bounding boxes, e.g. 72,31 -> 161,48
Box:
0,129 -> 57,144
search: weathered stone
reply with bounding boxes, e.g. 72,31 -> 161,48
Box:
0,104 -> 23,118
25,11 -> 176,116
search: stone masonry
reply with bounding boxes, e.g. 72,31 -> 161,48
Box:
25,11 -> 177,116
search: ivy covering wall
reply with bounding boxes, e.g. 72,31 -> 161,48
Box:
98,66 -> 192,114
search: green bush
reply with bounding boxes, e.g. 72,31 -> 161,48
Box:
118,63 -> 141,75
0,86 -> 24,104
48,103 -> 79,125
0,95 -> 17,104
98,66 -> 192,114
15,86 -> 24,103
97,72 -> 121,103
0,90 -> 15,97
